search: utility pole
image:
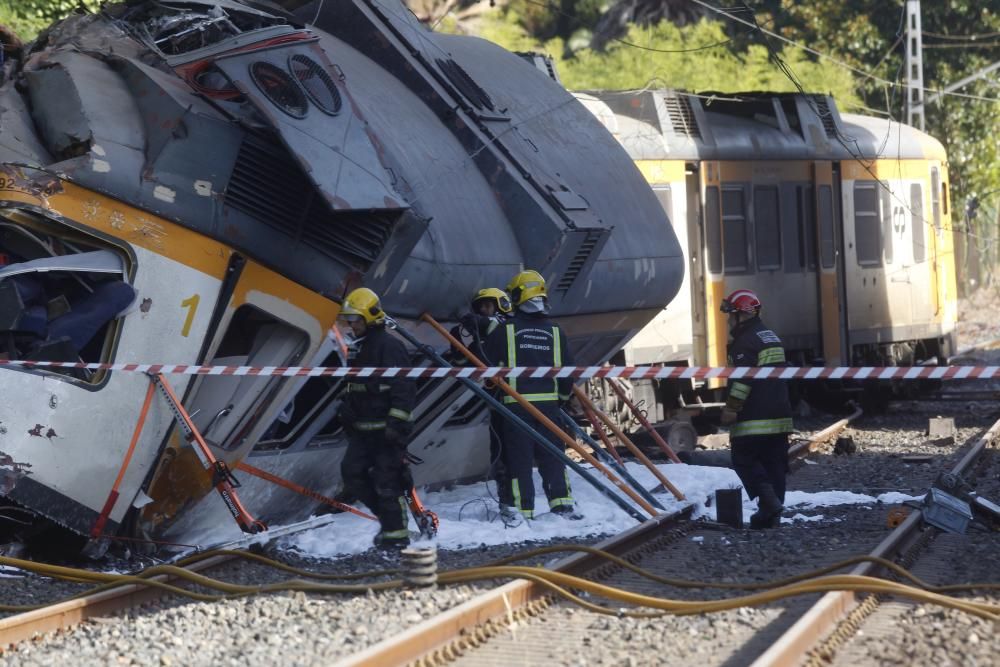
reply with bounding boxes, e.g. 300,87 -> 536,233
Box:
905,0 -> 925,130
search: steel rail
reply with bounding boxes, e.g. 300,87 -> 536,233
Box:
751,414 -> 1000,667
333,506 -> 693,667
0,554 -> 234,650
788,403 -> 862,459
334,412 -> 854,666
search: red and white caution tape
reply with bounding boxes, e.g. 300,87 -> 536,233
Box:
0,361 -> 997,381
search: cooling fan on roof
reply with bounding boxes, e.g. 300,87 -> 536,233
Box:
250,61 -> 309,119
435,58 -> 495,112
289,55 -> 343,116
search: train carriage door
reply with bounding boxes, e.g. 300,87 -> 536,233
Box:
700,161 -> 727,373
184,262 -> 311,455
814,162 -> 847,365
686,162 -> 708,367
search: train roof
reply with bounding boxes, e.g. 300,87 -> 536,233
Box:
583,89 -> 948,163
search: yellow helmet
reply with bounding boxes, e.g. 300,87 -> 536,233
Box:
472,287 -> 512,314
506,269 -> 547,307
340,287 -> 386,325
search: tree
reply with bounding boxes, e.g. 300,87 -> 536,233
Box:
0,0 -> 101,40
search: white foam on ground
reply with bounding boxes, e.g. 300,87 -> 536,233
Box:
280,461 -> 923,559
785,490 -> 923,510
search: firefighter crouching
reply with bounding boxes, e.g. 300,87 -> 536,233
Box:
336,287 -> 416,549
485,270 -> 580,523
720,289 -> 794,529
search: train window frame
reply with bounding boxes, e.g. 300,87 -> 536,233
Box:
704,185 -> 722,274
721,185 -> 750,274
652,186 -> 673,224
0,221 -> 134,387
818,185 -> 835,269
201,305 -> 309,452
853,181 -> 882,267
911,183 -> 926,263
796,185 -> 817,270
880,185 -> 894,265
753,185 -> 781,271
931,167 -> 942,232
255,348 -> 346,450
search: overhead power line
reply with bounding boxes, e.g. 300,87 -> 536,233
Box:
688,0 -> 1000,105
923,30 -> 1000,41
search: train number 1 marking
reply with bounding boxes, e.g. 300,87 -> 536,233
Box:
180,294 -> 200,337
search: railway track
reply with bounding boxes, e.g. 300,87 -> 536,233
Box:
2,405 -> 996,665
336,407 -> 999,667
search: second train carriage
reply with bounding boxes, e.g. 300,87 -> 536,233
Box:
580,90 -> 958,423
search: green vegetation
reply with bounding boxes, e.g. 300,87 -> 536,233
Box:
480,16 -> 858,103
2,1 -> 997,283
0,0 -> 101,39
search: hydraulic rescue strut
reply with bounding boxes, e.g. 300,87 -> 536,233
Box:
405,487 -> 439,539
407,314 -> 649,521
149,373 -> 266,535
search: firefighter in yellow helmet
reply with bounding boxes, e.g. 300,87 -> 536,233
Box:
450,287 -> 512,362
447,287 -> 514,511
336,287 -> 416,549
484,270 -> 579,523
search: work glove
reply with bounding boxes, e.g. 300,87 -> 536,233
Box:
385,417 -> 413,447
459,312 -> 479,332
720,408 -> 738,425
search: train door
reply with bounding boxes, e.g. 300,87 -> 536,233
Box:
686,163 -> 708,366
929,166 -> 942,315
183,261 -> 311,455
700,161 -> 727,373
814,161 -> 848,365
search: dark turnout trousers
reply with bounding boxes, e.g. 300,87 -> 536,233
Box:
340,431 -> 409,537
499,403 -> 572,518
730,433 -> 791,502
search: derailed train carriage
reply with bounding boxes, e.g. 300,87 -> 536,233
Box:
0,1 -> 684,552
578,90 -> 958,426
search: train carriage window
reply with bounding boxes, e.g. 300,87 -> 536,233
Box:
942,180 -> 949,215
753,186 -> 781,270
853,182 -> 881,266
931,167 -> 941,232
880,186 -> 893,264
818,185 -> 835,269
722,186 -> 749,272
911,183 -> 926,263
653,186 -> 673,225
797,186 -> 817,269
705,186 -> 722,274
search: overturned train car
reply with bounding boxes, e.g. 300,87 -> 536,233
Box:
0,0 -> 683,550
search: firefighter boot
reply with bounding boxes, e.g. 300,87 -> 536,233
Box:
373,530 -> 411,551
749,483 -> 783,529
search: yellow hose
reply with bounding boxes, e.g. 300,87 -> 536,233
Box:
1,545 -> 997,621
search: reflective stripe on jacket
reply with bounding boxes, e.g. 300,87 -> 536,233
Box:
484,311 -> 574,404
725,317 -> 793,437
343,326 -> 415,428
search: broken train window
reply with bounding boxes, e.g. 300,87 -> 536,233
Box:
0,218 -> 135,382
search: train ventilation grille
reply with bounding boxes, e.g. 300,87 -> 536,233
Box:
812,96 -> 838,138
435,58 -> 495,111
663,93 -> 701,138
556,232 -> 602,292
225,132 -> 395,269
